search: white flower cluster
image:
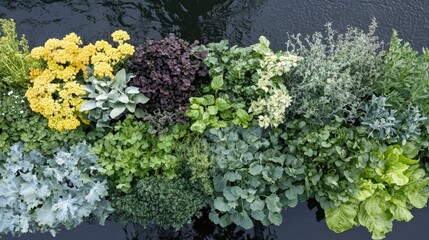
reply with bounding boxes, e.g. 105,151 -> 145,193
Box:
249,85 -> 293,128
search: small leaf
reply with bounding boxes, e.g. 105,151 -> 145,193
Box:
211,75 -> 224,90
118,95 -> 130,103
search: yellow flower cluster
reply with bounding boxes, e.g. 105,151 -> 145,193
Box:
26,30 -> 134,131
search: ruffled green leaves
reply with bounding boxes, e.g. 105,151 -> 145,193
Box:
324,144 -> 429,240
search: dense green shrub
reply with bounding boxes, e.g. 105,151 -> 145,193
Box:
325,144 -> 429,239
0,89 -> 88,155
205,125 -> 306,229
128,34 -> 208,122
374,31 -> 429,131
285,20 -> 383,124
112,175 -> 208,230
92,115 -> 188,192
0,19 -> 33,90
188,37 -> 299,132
0,142 -> 112,236
81,68 -> 149,128
282,119 -> 383,209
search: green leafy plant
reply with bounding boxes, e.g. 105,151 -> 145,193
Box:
92,115 -> 187,192
81,68 -> 149,128
0,19 -> 33,90
374,31 -> 429,134
111,175 -> 208,230
188,36 -> 299,132
325,144 -> 429,239
0,142 -> 113,237
282,119 -> 382,209
359,95 -> 426,145
205,125 -> 306,229
0,89 -> 88,155
285,20 -> 383,124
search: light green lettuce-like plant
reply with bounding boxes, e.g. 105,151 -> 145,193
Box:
81,68 -> 149,128
205,125 -> 306,229
0,142 -> 113,237
285,20 -> 383,124
0,19 -> 33,90
325,144 -> 429,240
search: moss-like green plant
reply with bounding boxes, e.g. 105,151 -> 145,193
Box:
112,175 -> 208,230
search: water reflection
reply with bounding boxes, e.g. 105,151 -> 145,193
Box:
122,208 -> 277,240
0,0 -> 265,47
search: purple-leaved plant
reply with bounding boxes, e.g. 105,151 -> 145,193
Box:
128,34 -> 208,122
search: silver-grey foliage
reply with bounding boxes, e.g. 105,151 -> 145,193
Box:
285,20 -> 383,124
81,69 -> 149,128
0,142 -> 113,237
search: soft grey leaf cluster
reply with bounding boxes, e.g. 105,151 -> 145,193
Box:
0,142 -> 113,237
360,95 -> 427,145
285,20 -> 383,124
81,68 -> 149,128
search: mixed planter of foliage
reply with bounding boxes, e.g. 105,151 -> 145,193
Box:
0,18 -> 428,240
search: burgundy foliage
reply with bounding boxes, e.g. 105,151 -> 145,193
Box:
128,34 -> 208,122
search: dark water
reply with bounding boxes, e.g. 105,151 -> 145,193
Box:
1,0 -> 429,239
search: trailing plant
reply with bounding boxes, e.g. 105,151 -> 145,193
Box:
324,144 -> 429,239
0,19 -> 33,90
128,33 -> 208,122
92,115 -> 187,192
80,68 -> 149,128
359,95 -> 426,145
282,118 -> 383,209
0,142 -> 113,237
285,20 -> 383,124
188,36 -> 299,132
111,175 -> 208,230
205,125 -> 306,229
374,31 -> 429,133
26,30 -> 134,131
0,89 -> 87,155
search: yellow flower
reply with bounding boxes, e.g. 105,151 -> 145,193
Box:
111,30 -> 131,44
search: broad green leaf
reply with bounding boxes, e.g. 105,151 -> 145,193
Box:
211,75 -> 224,90
214,197 -> 231,212
110,106 -> 126,119
249,164 -> 263,176
325,203 -> 357,233
268,211 -> 282,225
207,106 -> 218,115
134,94 -> 149,104
190,121 -> 207,133
382,162 -> 409,186
250,198 -> 265,211
231,211 -> 253,229
266,194 -> 281,213
216,98 -> 231,111
80,100 -> 97,111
